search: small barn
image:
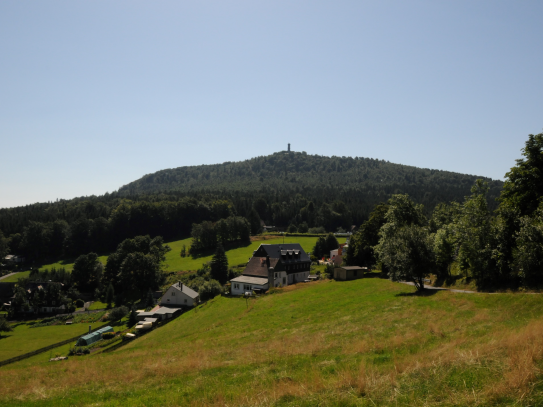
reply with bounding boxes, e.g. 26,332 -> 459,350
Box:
333,266 -> 366,281
76,326 -> 114,346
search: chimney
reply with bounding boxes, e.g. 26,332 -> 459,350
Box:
268,267 -> 275,291
179,281 -> 182,289
266,255 -> 270,268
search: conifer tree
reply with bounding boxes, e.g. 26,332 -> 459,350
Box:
210,243 -> 229,284
105,282 -> 114,308
127,304 -> 138,328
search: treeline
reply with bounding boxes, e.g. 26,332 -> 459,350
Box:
0,198 -> 236,263
0,151 -> 503,264
346,133 -> 543,291
191,216 -> 251,251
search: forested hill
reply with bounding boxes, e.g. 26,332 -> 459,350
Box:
0,151 -> 503,264
119,151 -> 502,220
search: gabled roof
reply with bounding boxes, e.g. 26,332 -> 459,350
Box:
170,282 -> 199,299
256,244 -> 310,262
242,256 -> 280,278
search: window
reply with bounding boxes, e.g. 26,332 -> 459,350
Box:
172,292 -> 175,296
283,277 -> 286,284
234,283 -> 239,289
274,272 -> 277,278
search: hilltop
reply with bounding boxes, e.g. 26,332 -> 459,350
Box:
119,151 -> 503,217
1,279 -> 542,406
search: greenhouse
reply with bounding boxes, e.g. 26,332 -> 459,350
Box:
76,326 -> 114,346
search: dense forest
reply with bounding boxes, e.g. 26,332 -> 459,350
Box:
0,151 -> 502,264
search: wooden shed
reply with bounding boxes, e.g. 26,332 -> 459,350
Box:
333,266 -> 366,281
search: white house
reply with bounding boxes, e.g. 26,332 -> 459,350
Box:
160,282 -> 199,307
230,244 -> 311,295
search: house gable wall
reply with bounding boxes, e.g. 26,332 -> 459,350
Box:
160,286 -> 197,307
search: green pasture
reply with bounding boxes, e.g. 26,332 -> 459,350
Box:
2,317 -> 129,368
34,235 -> 343,274
1,270 -> 31,282
0,320 -> 106,362
3,279 -> 543,406
88,301 -> 108,310
163,236 -> 346,271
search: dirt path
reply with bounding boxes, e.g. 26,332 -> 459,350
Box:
0,272 -> 18,281
399,281 -> 480,294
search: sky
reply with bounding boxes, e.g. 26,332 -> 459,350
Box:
1,1 -> 542,208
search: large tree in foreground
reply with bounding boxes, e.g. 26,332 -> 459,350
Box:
377,224 -> 434,291
375,194 -> 432,291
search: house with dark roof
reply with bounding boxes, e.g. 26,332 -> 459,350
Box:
230,244 -> 311,295
160,281 -> 199,307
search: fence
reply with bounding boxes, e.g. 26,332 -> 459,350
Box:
0,322 -> 111,368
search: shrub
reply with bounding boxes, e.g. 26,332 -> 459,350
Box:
323,263 -> 335,279
75,299 -> 85,308
199,279 -> 223,302
108,306 -> 129,321
69,346 -> 90,355
102,332 -> 116,340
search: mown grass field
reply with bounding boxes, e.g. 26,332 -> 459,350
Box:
0,320 -> 106,362
88,301 -> 108,310
31,235 -> 343,274
2,278 -> 543,406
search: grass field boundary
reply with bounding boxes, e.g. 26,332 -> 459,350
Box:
0,322 -> 111,368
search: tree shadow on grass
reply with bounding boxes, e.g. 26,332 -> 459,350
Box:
190,239 -> 252,260
395,289 -> 441,297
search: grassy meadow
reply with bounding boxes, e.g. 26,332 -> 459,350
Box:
1,278 -> 543,406
21,235 -> 343,276
0,320 -> 106,362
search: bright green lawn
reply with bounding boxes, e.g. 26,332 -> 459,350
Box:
3,317 -> 130,368
0,321 -> 106,362
35,236 -> 344,274
88,301 -> 108,310
1,270 -> 31,282
163,236 -> 346,271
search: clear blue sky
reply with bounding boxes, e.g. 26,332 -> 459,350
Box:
1,1 -> 542,208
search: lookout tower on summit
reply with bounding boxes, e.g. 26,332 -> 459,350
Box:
288,143 -> 290,152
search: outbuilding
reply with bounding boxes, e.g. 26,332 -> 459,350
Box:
76,326 -> 114,346
333,266 -> 366,281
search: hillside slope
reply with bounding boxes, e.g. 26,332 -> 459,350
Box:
2,279 -> 543,406
119,151 -> 503,220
